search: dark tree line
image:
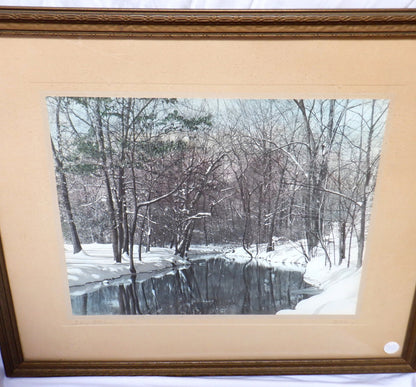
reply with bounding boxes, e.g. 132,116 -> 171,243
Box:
48,97 -> 388,273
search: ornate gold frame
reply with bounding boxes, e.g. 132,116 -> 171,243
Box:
0,7 -> 415,377
0,8 -> 415,38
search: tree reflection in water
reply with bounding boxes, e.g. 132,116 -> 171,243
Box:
71,257 -> 309,315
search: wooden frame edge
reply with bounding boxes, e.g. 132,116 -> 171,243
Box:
402,285 -> 416,370
0,238 -> 23,377
7,358 -> 416,377
0,8 -> 416,38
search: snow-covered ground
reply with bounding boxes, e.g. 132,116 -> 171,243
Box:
65,244 -> 189,288
275,239 -> 361,315
64,238 -> 362,315
278,267 -> 361,315
218,242 -> 307,272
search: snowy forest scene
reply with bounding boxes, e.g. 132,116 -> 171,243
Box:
47,96 -> 388,315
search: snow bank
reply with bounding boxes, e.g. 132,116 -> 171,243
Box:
65,244 -> 187,288
278,266 -> 361,315
277,239 -> 361,315
219,242 -> 307,272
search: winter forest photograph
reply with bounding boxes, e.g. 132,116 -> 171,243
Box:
47,96 -> 388,315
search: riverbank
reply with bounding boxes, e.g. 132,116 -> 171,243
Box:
65,240 -> 361,315
276,239 -> 361,315
277,267 -> 361,315
65,242 -> 305,288
65,244 -> 189,287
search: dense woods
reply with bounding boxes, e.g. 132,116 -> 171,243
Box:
48,97 -> 388,274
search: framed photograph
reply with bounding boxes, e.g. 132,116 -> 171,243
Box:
0,7 -> 416,377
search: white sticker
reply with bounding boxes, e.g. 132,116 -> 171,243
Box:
384,341 -> 400,354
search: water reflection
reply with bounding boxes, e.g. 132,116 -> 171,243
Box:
71,257 -> 310,315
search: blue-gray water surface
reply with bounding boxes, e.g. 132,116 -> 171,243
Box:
70,256 -> 311,315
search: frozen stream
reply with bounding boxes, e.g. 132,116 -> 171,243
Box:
70,255 -> 314,315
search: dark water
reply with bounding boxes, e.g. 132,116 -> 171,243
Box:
70,257 -> 310,315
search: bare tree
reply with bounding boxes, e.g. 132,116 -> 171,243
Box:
49,97 -> 82,254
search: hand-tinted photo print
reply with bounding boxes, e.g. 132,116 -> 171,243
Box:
46,97 -> 388,315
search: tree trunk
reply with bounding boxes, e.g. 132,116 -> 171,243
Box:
357,100 -> 376,268
203,196 -> 209,246
52,142 -> 82,254
117,166 -> 127,259
185,223 -> 195,253
145,205 -> 151,253
50,101 -> 82,255
59,169 -> 82,254
128,212 -> 138,272
338,221 -> 346,265
177,221 -> 194,258
256,185 -> 263,255
137,213 -> 147,262
357,197 -> 367,268
122,208 -> 129,255
94,99 -> 120,263
266,211 -> 276,252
